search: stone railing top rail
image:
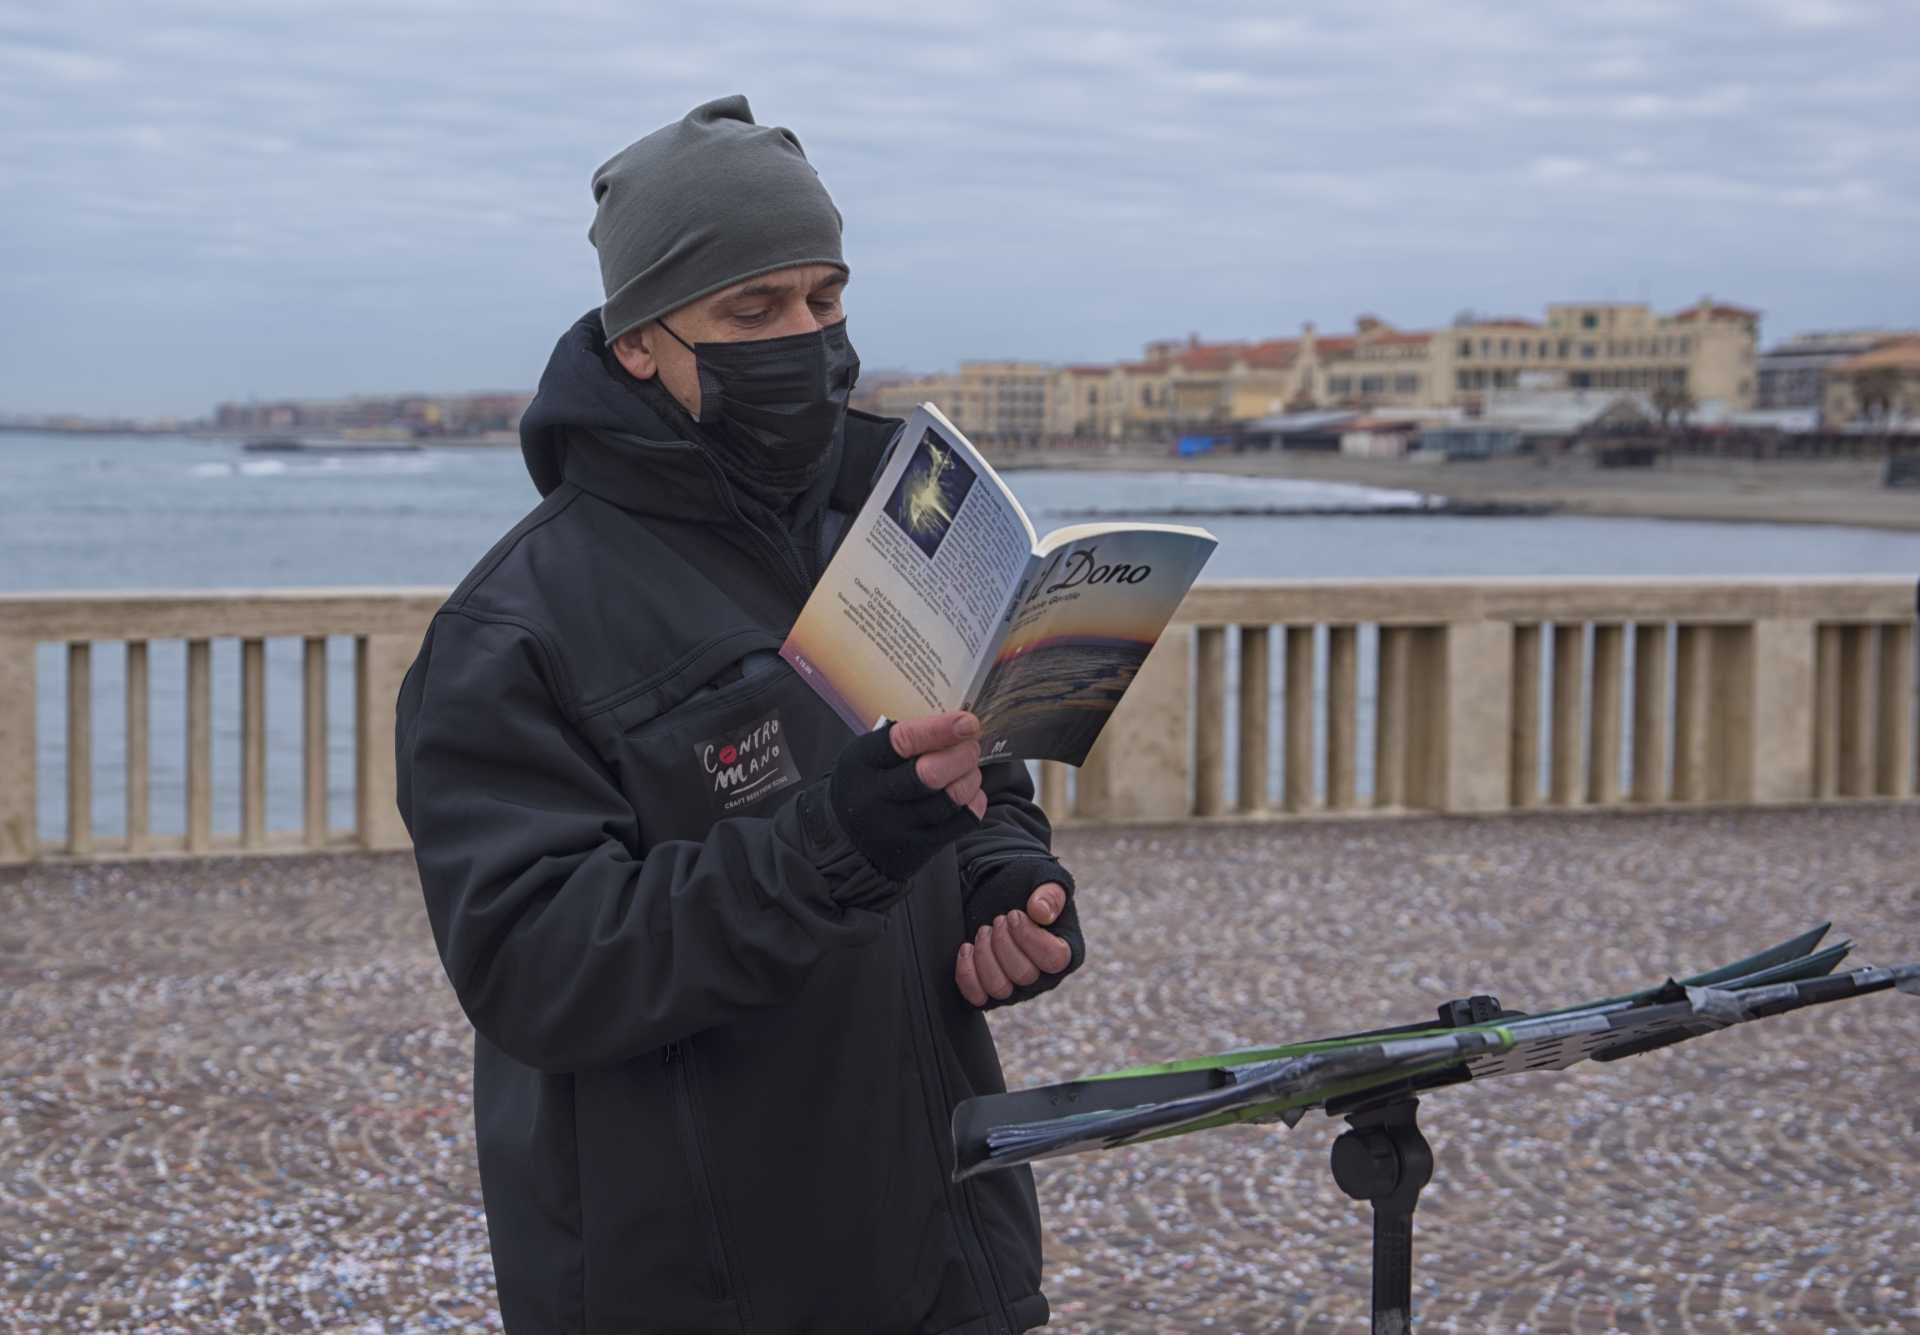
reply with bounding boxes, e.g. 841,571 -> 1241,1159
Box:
1173,575 -> 1918,625
0,576 -> 1913,642
0,587 -> 450,640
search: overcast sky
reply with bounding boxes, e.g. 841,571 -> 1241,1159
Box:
2,0 -> 1915,417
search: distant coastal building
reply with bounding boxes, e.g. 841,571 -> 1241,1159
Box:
860,361 -> 1054,446
1755,330 -> 1920,413
1137,299 -> 1758,429
0,413 -> 195,435
1821,337 -> 1920,427
856,296 -> 1764,445
212,391 -> 532,439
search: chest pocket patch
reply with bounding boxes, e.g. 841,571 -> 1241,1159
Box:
691,707 -> 804,816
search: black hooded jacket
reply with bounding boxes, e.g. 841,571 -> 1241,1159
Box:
395,312 -> 1070,1334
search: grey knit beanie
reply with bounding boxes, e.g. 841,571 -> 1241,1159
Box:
589,95 -> 846,345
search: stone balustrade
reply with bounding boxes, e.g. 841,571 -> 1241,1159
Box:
1051,576 -> 1917,823
0,590 -> 439,863
1,578 -> 1913,863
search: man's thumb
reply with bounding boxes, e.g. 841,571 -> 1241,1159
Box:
1028,882 -> 1065,926
888,711 -> 977,758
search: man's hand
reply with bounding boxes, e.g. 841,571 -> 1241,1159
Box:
825,711 -> 986,883
888,712 -> 987,820
955,881 -> 1072,1007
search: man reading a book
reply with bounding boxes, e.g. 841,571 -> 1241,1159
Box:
395,94 -> 1083,1333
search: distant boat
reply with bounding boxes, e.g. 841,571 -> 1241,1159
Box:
243,434 -> 424,454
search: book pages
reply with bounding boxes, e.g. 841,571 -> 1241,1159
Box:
781,407 -> 1034,732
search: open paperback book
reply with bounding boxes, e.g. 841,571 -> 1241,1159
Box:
780,403 -> 1216,765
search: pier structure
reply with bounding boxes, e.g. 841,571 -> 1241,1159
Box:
2,579 -> 1917,1329
2,578 -> 1913,864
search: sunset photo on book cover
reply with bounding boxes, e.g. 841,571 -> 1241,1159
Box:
973,530 -> 1216,765
972,634 -> 1152,766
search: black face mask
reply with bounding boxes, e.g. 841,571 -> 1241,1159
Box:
659,318 -> 861,510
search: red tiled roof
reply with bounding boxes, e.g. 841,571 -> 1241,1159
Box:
1168,344 -> 1246,372
1670,303 -> 1760,322
1098,324 -> 1437,374
1836,337 -> 1920,372
1078,338 -> 1312,376
1243,340 -> 1300,368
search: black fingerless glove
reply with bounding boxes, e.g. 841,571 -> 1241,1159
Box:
827,723 -> 981,883
965,858 -> 1086,1010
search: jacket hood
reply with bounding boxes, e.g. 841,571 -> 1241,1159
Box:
519,308 -> 899,521
519,308 -> 680,498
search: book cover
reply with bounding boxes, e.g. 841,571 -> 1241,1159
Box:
780,404 -> 1216,764
972,527 -> 1217,766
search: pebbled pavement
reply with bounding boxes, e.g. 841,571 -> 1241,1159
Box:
2,805 -> 1915,1333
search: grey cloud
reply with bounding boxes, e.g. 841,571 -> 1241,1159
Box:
0,0 -> 1915,415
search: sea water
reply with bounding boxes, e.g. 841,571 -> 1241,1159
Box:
7,434 -> 1919,840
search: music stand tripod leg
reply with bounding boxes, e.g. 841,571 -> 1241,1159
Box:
1330,1097 -> 1434,1334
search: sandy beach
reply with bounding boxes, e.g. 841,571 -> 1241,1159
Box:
995,446 -> 1920,532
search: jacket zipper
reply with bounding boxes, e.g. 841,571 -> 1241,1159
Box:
693,454 -> 817,605
899,898 -> 1015,1334
666,1041 -> 751,1332
690,444 -> 1009,1326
